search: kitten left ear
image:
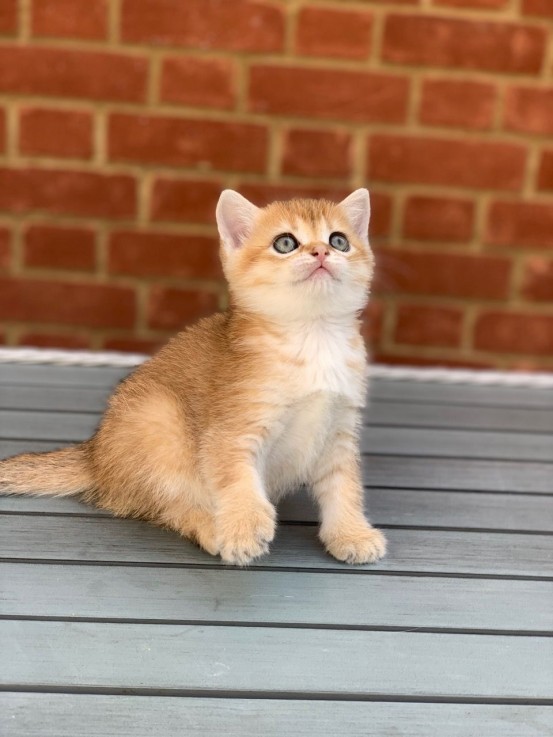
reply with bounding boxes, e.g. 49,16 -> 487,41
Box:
339,189 -> 371,243
216,189 -> 259,252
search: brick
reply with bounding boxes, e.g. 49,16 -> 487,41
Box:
238,183 -> 392,239
32,0 -> 108,40
282,128 -> 352,179
369,135 -> 525,191
372,351 -> 492,369
474,312 -> 553,355
433,0 -> 508,7
109,114 -> 267,173
18,332 -> 90,349
0,227 -> 10,270
249,65 -> 409,123
382,14 -> 546,74
109,231 -> 221,280
403,196 -> 474,242
486,202 -> 553,249
361,301 -> 383,346
24,225 -> 96,271
0,168 -> 136,219
19,108 -> 93,159
378,250 -> 511,300
0,107 -> 5,152
420,79 -> 496,131
538,151 -> 553,192
151,178 -> 222,224
148,287 -> 219,330
121,0 -> 284,52
0,46 -> 147,102
522,0 -> 553,17
103,337 -> 163,354
504,87 -> 553,136
295,7 -> 373,60
160,56 -> 236,110
0,0 -> 17,34
395,304 -> 463,348
0,278 -> 135,328
522,258 -> 553,302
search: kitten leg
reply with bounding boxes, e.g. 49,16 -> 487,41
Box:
163,507 -> 220,557
312,437 -> 386,564
212,461 -> 276,566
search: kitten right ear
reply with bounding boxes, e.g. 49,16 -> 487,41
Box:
216,190 -> 259,252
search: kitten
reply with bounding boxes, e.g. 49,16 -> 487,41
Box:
0,189 -> 386,566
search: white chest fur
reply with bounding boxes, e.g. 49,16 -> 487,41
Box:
262,320 -> 366,495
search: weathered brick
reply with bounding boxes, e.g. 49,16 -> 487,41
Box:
369,135 -> 526,191
121,0 -> 284,52
295,7 -> 373,60
249,65 -> 409,123
0,168 -> 136,219
109,114 -> 267,173
395,304 -> 464,347
504,87 -> 553,136
32,0 -> 108,40
0,0 -> 17,34
538,151 -> 553,192
382,14 -> 546,74
378,250 -> 511,299
433,0 -> 508,7
148,287 -> 219,330
474,312 -> 553,355
0,277 -> 135,328
420,79 -> 496,130
103,336 -> 164,354
18,332 -> 90,349
19,108 -> 93,159
0,107 -> 5,152
372,351 -> 492,369
160,56 -> 236,110
403,196 -> 474,242
486,202 -> 553,249
0,227 -> 10,270
109,231 -> 221,279
282,128 -> 352,179
24,225 -> 96,271
151,178 -> 222,224
0,46 -> 147,102
361,301 -> 383,345
522,0 -> 553,17
521,258 -> 553,302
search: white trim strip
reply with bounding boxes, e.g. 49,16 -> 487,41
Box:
0,347 -> 552,388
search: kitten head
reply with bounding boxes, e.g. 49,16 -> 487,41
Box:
216,189 -> 374,322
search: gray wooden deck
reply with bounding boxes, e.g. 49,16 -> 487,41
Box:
0,362 -> 552,736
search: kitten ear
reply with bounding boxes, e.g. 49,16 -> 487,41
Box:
339,188 -> 371,244
216,189 -> 259,251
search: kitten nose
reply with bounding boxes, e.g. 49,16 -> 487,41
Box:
311,244 -> 329,263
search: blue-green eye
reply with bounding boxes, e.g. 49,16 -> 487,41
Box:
273,233 -> 299,254
329,232 -> 350,252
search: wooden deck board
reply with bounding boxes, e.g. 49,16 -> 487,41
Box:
1,362 -> 552,735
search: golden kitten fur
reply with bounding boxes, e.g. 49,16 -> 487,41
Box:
0,189 -> 386,566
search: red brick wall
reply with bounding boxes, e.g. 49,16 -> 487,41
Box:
0,0 -> 551,369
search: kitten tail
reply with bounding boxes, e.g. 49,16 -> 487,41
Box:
0,444 -> 92,496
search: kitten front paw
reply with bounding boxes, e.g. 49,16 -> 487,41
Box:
321,525 -> 387,565
217,500 -> 276,566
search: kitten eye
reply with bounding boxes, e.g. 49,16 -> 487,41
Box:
273,233 -> 299,254
329,232 -> 350,252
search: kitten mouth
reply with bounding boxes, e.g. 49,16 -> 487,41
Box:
305,264 -> 334,281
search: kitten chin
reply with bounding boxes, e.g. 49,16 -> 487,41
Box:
0,189 -> 386,567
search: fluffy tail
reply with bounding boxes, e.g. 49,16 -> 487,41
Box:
0,444 -> 93,496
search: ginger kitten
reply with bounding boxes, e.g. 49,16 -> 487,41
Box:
0,189 -> 386,566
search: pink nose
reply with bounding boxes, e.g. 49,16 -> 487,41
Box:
311,244 -> 329,263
